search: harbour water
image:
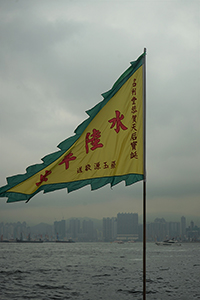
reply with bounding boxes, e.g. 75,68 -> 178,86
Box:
0,242 -> 200,300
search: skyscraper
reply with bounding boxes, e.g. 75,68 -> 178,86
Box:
82,220 -> 94,241
54,220 -> 66,240
181,216 -> 186,239
117,213 -> 138,241
69,219 -> 80,240
168,221 -> 180,238
103,217 -> 117,242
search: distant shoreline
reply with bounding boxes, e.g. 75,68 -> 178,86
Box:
0,240 -> 199,244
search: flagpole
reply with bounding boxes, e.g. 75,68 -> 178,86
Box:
143,47 -> 147,300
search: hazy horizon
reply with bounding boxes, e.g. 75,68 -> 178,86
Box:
2,209 -> 199,228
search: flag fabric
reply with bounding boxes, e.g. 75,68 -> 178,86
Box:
0,52 -> 145,203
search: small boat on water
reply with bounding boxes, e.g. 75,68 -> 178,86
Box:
113,240 -> 124,244
16,239 -> 43,243
55,239 -> 75,243
155,238 -> 181,246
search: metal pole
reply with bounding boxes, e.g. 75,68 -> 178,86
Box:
143,47 -> 147,300
143,180 -> 146,300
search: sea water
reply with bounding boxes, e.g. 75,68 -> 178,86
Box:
0,242 -> 200,300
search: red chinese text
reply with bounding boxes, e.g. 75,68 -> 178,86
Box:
76,160 -> 116,174
85,129 -> 103,154
130,77 -> 138,159
77,167 -> 83,173
36,170 -> 52,186
108,110 -> 128,133
59,152 -> 77,170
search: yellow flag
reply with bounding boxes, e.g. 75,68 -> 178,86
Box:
0,52 -> 145,203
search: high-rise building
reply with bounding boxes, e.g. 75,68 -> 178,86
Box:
103,218 -> 112,242
54,220 -> 66,240
103,217 -> 117,242
181,216 -> 186,238
148,218 -> 168,241
68,219 -> 80,240
117,213 -> 138,241
167,222 -> 180,238
82,220 -> 94,241
190,220 -> 194,229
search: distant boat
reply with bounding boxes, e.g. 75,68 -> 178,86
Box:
16,239 -> 43,243
113,240 -> 124,244
155,238 -> 181,246
55,239 -> 75,243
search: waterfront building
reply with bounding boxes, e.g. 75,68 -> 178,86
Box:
54,220 -> 66,240
117,213 -> 138,241
82,220 -> 94,241
167,221 -> 180,239
147,218 -> 168,242
181,216 -> 186,238
103,217 -> 117,242
68,218 -> 80,240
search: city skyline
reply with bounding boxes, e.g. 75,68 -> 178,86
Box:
1,213 -> 200,243
1,213 -> 199,228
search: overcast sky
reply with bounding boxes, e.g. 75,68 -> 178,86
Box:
0,0 -> 199,226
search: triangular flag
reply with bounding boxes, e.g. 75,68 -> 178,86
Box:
0,52 -> 145,203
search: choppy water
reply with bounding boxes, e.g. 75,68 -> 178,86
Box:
0,242 -> 200,300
